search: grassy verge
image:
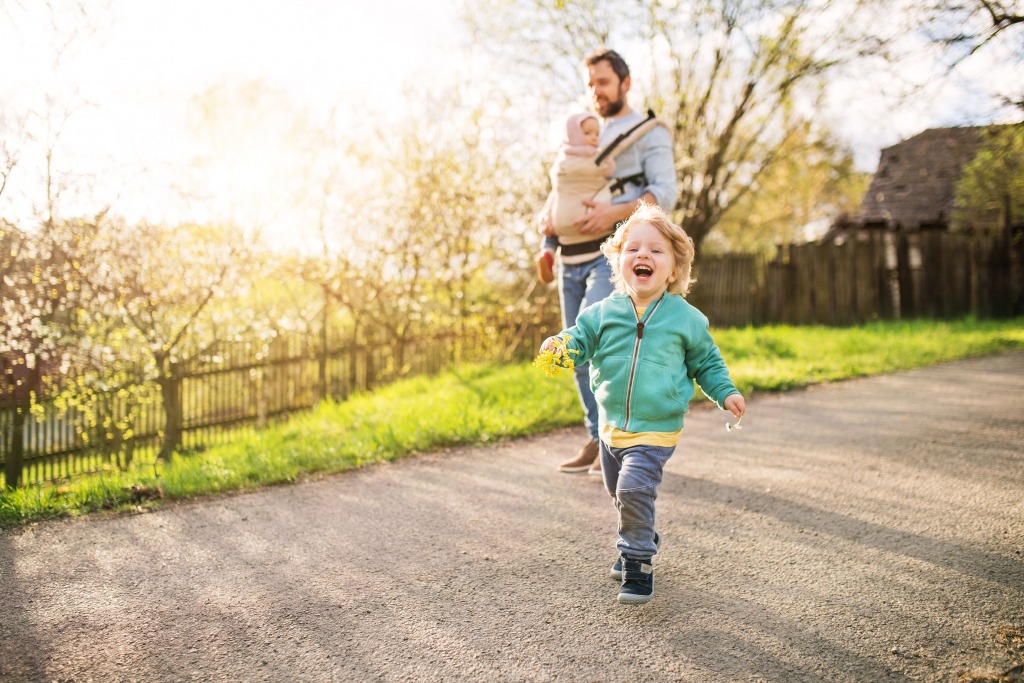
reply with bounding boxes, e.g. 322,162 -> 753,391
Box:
715,318 -> 1024,393
2,317 -> 1022,527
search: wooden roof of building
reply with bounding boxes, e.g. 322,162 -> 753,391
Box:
855,126 -> 987,231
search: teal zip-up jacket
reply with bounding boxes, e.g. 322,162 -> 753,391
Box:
560,291 -> 740,433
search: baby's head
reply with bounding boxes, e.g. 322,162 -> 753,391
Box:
602,203 -> 696,297
566,112 -> 600,148
578,116 -> 600,147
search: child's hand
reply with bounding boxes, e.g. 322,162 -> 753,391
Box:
724,394 -> 745,420
535,335 -> 579,377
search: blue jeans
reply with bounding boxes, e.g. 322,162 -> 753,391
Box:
558,255 -> 615,440
600,440 -> 676,560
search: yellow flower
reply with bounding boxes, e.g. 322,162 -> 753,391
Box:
534,335 -> 580,377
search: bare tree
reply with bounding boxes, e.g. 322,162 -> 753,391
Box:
917,0 -> 1024,109
0,1 -> 114,485
710,120 -> 871,253
926,0 -> 1023,59
67,218 -> 256,460
348,89 -> 552,365
464,0 -> 915,251
0,111 -> 21,200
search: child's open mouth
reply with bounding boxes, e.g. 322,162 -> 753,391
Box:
633,264 -> 653,279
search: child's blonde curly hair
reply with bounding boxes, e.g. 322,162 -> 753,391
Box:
601,202 -> 696,296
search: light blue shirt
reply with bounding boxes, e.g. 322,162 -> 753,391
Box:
600,110 -> 678,211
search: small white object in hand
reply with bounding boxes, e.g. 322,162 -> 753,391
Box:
725,416 -> 744,432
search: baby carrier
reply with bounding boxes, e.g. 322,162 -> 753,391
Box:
551,109 -> 671,250
595,109 -> 665,195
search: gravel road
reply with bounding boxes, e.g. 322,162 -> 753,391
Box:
1,352 -> 1023,683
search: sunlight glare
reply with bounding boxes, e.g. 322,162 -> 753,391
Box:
0,0 -> 460,251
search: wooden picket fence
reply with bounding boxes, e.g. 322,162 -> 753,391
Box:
2,230 -> 1020,488
688,230 -> 1021,327
0,312 -> 560,488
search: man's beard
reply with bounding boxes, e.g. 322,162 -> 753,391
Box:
597,87 -> 626,117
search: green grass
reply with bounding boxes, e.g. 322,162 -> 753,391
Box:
2,317 -> 1022,527
716,318 -> 1024,393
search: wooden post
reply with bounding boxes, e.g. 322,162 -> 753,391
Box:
3,362 -> 41,488
994,229 -> 1014,317
832,240 -> 852,325
4,402 -> 25,489
319,286 -> 329,402
1014,224 -> 1024,316
923,232 -> 946,318
256,344 -> 268,430
949,234 -> 971,317
807,242 -> 822,324
157,366 -> 183,461
852,239 -> 872,323
793,244 -> 815,324
895,233 -> 914,319
767,244 -> 788,324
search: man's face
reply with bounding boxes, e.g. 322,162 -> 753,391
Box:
586,59 -> 629,118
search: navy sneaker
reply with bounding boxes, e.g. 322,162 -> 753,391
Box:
617,556 -> 654,604
610,532 -> 660,580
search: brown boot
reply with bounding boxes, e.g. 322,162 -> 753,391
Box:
559,438 -> 599,473
588,456 -> 602,476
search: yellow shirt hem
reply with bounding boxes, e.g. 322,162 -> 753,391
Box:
600,424 -> 682,448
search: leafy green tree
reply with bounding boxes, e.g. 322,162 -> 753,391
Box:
953,123 -> 1024,233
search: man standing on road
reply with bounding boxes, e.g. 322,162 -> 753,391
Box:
545,48 -> 678,475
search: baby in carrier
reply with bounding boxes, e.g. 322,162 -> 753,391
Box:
535,112 -> 616,284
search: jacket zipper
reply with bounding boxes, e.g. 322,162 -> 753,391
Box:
623,294 -> 664,430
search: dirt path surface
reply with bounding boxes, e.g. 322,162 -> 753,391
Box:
2,352 -> 1023,683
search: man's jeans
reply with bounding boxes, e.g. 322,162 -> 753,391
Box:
558,256 -> 614,440
599,440 -> 676,560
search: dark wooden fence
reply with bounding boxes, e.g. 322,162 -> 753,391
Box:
689,230 -> 1021,327
2,230 -> 1019,488
0,312 -> 559,488
687,253 -> 763,326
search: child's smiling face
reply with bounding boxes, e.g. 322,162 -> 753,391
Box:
617,221 -> 677,307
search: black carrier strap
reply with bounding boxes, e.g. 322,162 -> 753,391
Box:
594,109 -> 656,167
609,172 -> 647,196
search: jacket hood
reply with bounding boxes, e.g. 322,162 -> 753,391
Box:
564,112 -> 600,152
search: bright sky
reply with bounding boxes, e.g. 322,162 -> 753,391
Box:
0,0 -> 462,245
825,36 -> 1020,171
0,0 -> 1016,248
